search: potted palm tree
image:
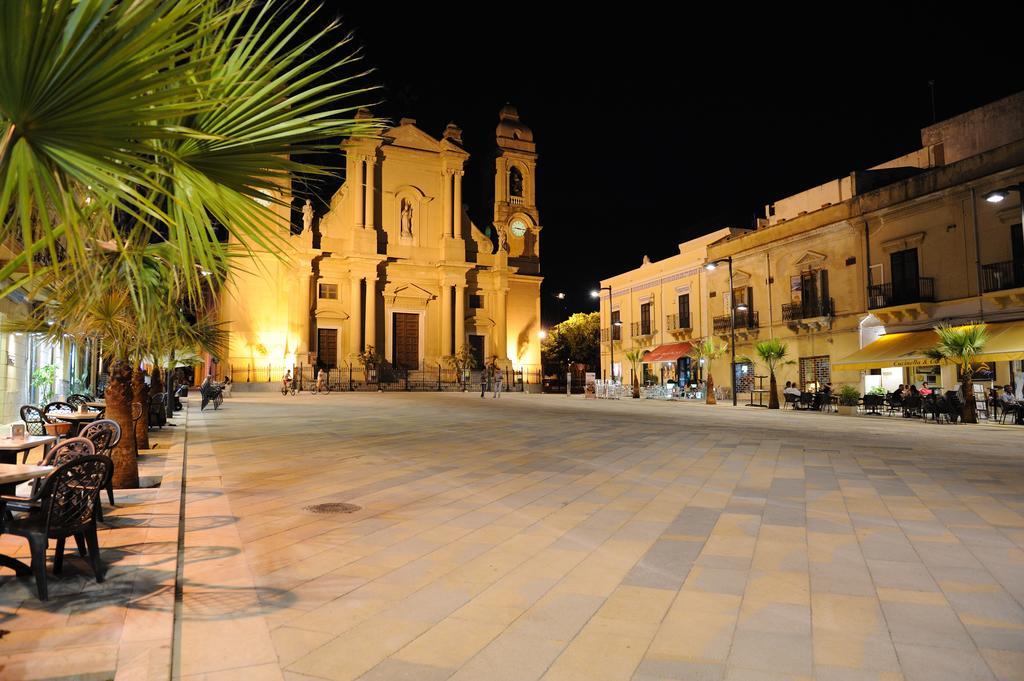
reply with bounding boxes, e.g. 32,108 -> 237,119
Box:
688,339 -> 726,404
624,348 -> 644,398
925,323 -> 989,423
745,338 -> 794,409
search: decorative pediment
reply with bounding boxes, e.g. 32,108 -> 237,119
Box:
732,269 -> 752,285
383,122 -> 442,153
794,250 -> 827,267
383,282 -> 435,301
880,232 -> 925,253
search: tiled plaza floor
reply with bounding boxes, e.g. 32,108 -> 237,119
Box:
178,392 -> 1023,681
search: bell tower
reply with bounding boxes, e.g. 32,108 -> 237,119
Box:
493,104 -> 540,274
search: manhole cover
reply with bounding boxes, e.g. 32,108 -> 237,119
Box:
305,502 -> 361,514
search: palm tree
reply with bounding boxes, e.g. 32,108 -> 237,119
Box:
624,348 -> 644,399
0,0 -> 382,299
925,323 -> 989,423
689,338 -> 726,404
744,339 -> 794,409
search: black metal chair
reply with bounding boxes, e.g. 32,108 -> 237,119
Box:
884,395 -> 903,416
783,393 -> 799,409
1001,402 -> 1022,424
79,420 -> 120,510
0,455 -> 111,600
42,401 -> 75,421
862,394 -> 884,415
130,402 -> 144,432
798,392 -> 814,410
902,395 -> 922,418
148,393 -> 167,429
67,394 -> 90,410
20,405 -> 48,439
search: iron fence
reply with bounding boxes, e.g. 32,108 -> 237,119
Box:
867,278 -> 934,309
981,260 -> 1024,293
713,310 -> 759,334
781,298 -> 834,321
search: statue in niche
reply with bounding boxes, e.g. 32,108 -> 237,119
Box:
496,224 -> 509,252
301,199 -> 314,234
400,198 -> 413,237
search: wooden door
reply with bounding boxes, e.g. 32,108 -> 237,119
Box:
317,329 -> 338,368
393,313 -> 419,369
468,335 -> 485,369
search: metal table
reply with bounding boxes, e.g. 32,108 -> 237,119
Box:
52,412 -> 100,437
0,435 -> 57,465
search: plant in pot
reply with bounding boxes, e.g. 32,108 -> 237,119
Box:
688,338 -> 726,404
624,348 -> 644,399
837,385 -> 861,416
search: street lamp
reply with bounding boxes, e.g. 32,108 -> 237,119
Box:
591,286 -> 619,382
704,256 -> 742,406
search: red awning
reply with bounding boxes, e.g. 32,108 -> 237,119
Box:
641,342 -> 693,363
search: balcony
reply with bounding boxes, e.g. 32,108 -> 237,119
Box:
982,260 -> 1024,309
631,321 -> 655,338
981,261 -> 1024,293
782,298 -> 834,321
509,196 -> 524,205
665,313 -> 692,334
782,298 -> 834,332
867,278 -> 935,309
713,310 -> 759,335
599,327 -> 622,343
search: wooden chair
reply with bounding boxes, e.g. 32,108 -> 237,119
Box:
0,455 -> 112,600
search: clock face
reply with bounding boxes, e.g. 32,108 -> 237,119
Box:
510,219 -> 527,237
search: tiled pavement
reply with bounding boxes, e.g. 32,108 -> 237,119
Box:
0,415 -> 185,680
174,392 -> 1024,681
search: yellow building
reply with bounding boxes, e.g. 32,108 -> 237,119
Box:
596,228 -> 748,385
600,92 -> 1024,400
221,106 -> 543,378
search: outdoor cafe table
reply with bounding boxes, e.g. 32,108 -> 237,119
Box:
86,401 -> 105,410
52,412 -> 100,437
0,435 -> 56,465
0,463 -> 54,576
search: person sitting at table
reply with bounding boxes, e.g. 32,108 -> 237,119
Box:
999,385 -> 1018,407
783,381 -> 801,397
900,384 -> 912,398
920,381 -> 933,396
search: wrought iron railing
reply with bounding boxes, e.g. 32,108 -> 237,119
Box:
600,326 -> 622,342
665,313 -> 691,331
867,278 -> 935,309
782,298 -> 834,321
713,310 -> 759,334
631,321 -> 654,337
981,260 -> 1024,293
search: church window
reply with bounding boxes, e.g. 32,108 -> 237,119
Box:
509,167 -> 523,197
469,295 -> 484,309
318,283 -> 338,300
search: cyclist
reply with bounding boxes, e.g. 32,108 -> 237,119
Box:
281,370 -> 292,395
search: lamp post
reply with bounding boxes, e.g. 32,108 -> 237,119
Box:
704,256 -> 747,407
591,286 -> 618,382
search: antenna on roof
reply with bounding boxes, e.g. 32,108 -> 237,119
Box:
928,80 -> 937,123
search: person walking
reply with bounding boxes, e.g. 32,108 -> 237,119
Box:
493,367 -> 503,398
480,364 -> 490,398
316,367 -> 327,394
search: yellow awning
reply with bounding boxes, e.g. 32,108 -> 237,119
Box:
834,321 -> 1024,371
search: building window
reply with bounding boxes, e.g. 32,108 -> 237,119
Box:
677,293 -> 690,328
799,356 -> 831,392
469,294 -> 484,309
509,167 -> 523,197
640,302 -> 652,335
318,283 -> 338,300
611,309 -> 621,341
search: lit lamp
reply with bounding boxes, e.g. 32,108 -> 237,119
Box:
538,329 -> 547,340
704,256 -> 739,406
591,286 -> 617,381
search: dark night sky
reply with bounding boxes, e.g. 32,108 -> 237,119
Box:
312,4 -> 1024,325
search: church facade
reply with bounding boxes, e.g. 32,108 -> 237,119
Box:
218,106 -> 543,379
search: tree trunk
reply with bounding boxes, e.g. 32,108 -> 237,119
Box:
133,367 -> 150,450
768,371 -> 780,409
631,370 -> 640,399
706,371 -> 717,404
151,365 -> 163,396
107,359 -> 139,489
961,375 -> 977,424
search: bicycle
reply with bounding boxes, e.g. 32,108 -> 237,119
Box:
310,380 -> 331,395
281,378 -> 298,396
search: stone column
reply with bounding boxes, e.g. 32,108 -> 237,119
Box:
452,170 -> 462,238
454,285 -> 465,352
349,276 -> 362,355
441,170 -> 451,240
440,284 -> 453,357
364,272 -> 376,351
353,156 -> 365,229
364,155 -> 375,230
495,288 -> 508,361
